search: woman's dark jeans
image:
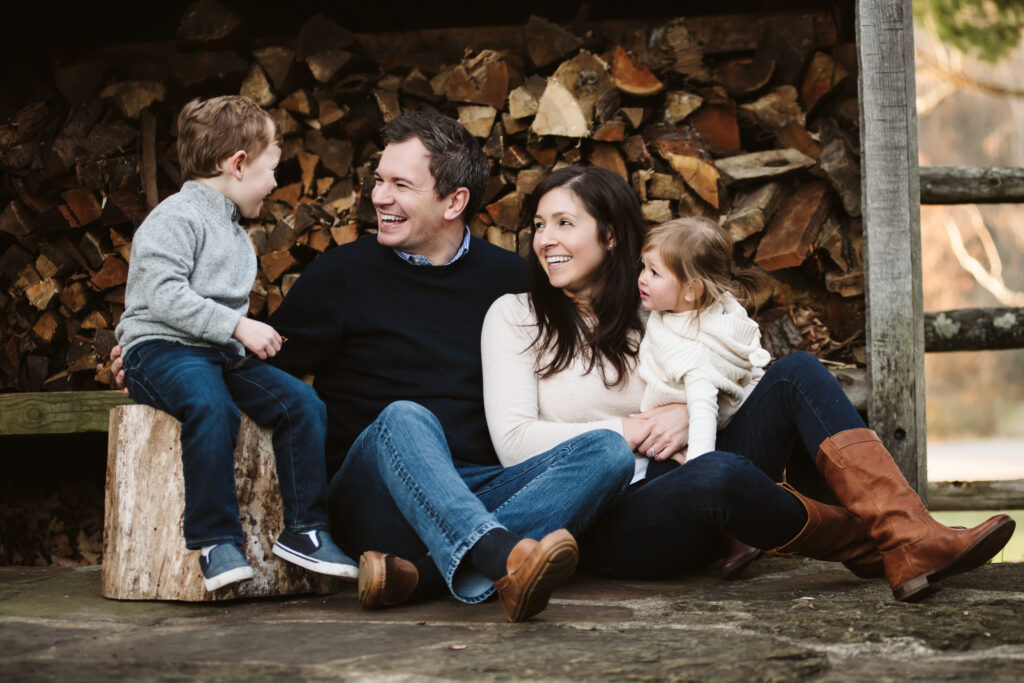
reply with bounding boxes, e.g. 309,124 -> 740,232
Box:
580,351 -> 867,579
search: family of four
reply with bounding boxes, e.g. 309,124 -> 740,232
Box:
112,95 -> 1014,621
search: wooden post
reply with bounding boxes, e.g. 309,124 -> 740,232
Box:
102,404 -> 341,601
857,0 -> 927,494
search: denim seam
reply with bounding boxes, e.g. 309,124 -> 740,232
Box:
376,417 -> 502,603
232,370 -> 305,530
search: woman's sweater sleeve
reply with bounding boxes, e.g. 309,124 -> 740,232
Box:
481,295 -> 624,467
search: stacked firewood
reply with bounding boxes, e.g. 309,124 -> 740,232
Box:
0,1 -> 864,394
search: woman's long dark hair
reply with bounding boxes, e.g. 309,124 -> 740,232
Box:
523,166 -> 645,387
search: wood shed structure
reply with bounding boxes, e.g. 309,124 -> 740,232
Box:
0,0 -> 928,493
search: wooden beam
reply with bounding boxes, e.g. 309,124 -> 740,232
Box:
920,166 -> 1024,204
0,391 -> 132,435
857,0 -> 927,495
354,10 -> 838,71
928,479 -> 1024,512
925,307 -> 1024,352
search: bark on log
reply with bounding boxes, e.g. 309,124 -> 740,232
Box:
924,307 -> 1024,352
919,166 -> 1024,204
102,404 -> 340,601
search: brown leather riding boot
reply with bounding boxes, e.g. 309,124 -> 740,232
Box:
773,483 -> 884,578
817,428 -> 1016,601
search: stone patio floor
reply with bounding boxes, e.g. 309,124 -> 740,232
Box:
2,556 -> 1023,681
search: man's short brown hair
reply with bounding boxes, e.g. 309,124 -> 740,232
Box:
176,96 -> 281,181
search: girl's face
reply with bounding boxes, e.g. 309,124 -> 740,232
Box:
533,187 -> 613,307
638,248 -> 699,313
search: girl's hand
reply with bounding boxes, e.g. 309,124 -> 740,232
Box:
629,403 -> 690,461
233,318 -> 282,359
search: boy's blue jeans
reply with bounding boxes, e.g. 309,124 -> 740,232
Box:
123,340 -> 329,549
328,401 -> 635,604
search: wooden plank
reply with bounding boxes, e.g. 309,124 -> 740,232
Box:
857,0 -> 927,495
354,11 -> 838,71
925,307 -> 1024,352
928,479 -> 1024,512
0,391 -> 132,435
920,166 -> 1024,204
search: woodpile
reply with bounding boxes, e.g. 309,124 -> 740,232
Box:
0,2 -> 865,396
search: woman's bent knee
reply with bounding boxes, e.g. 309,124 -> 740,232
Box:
576,429 -> 635,477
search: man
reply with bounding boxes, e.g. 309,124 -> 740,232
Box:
232,111 -> 635,620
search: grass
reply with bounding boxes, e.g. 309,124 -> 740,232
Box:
932,510 -> 1024,563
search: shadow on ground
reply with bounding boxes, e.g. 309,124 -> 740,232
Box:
2,557 -> 1023,681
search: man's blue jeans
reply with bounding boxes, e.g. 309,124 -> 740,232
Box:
580,352 -> 867,579
327,400 -> 635,603
123,340 -> 330,549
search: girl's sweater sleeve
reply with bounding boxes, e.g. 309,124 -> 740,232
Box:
683,371 -> 720,458
481,295 -> 624,467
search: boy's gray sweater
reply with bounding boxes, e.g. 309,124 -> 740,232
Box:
116,180 -> 256,356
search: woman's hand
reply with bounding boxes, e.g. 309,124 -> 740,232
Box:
629,403 -> 690,462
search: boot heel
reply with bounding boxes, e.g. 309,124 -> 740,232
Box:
892,573 -> 939,602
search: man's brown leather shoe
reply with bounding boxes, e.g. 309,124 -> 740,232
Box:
493,529 -> 578,622
358,551 -> 419,609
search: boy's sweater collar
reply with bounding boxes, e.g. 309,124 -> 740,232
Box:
180,179 -> 240,222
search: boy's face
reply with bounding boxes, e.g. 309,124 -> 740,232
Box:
230,120 -> 280,219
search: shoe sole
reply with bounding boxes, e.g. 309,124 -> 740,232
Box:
358,552 -> 386,608
506,536 -> 579,623
720,549 -> 762,581
893,516 -> 1016,602
204,565 -> 255,592
273,542 -> 359,579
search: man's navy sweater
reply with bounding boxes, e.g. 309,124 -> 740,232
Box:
270,234 -> 525,475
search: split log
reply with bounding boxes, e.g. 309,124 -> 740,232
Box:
755,180 -> 832,270
103,404 -> 340,601
609,46 -> 664,96
818,138 -> 861,217
507,75 -> 545,120
532,51 -> 614,138
800,51 -> 848,113
724,181 -> 785,243
177,0 -> 244,48
919,166 -> 1024,204
690,96 -> 740,156
716,148 -> 815,182
587,143 -> 627,180
524,15 -> 583,68
458,106 -> 497,139
651,133 -> 720,208
253,46 -> 295,91
445,50 -> 515,110
713,57 -> 774,96
240,64 -> 275,107
924,307 -> 1024,352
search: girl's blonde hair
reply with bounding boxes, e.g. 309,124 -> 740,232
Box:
642,217 -> 767,313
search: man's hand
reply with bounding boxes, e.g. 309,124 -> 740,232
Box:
629,403 -> 690,463
233,318 -> 282,359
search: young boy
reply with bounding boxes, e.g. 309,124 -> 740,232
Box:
115,96 -> 357,591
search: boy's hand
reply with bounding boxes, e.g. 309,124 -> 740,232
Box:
233,318 -> 282,359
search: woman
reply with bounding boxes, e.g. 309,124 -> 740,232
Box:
481,165 -> 1014,601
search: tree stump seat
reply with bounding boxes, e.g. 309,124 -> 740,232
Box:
102,403 -> 340,601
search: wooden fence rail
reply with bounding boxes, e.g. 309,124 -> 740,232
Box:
925,307 -> 1024,352
920,166 -> 1024,204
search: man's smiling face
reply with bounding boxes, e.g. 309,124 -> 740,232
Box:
371,137 -> 452,257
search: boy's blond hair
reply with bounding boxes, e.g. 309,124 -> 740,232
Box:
642,216 -> 767,313
176,96 -> 281,181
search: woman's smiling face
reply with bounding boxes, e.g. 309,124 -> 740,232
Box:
532,186 -> 612,306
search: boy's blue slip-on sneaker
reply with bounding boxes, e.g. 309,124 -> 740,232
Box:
199,543 -> 255,591
273,529 -> 359,579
